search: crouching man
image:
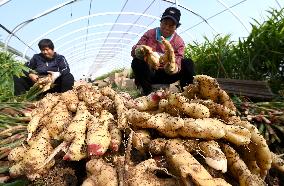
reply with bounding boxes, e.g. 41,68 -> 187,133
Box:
14,39 -> 74,95
131,7 -> 195,95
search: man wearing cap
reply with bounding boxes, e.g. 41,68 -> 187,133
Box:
131,7 -> 195,95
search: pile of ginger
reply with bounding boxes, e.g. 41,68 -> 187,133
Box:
7,75 -> 284,186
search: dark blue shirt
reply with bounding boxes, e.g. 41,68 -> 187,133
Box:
25,53 -> 70,75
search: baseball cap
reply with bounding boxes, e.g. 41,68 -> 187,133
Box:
161,7 -> 181,26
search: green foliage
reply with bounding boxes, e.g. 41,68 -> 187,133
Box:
185,34 -> 236,78
238,8 -> 284,92
185,8 -> 284,93
0,51 -> 29,102
95,68 -> 126,80
0,179 -> 29,186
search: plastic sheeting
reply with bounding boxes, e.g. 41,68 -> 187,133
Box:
0,0 -> 282,79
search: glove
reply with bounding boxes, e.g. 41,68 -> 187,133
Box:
47,71 -> 61,83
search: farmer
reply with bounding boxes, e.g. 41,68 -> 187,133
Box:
14,39 -> 74,95
131,7 -> 195,95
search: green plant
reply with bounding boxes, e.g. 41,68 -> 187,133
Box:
0,51 -> 29,102
95,68 -> 126,80
237,8 -> 284,92
185,34 -> 236,78
185,8 -> 284,93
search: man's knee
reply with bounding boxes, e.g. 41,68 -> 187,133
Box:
57,73 -> 74,92
181,58 -> 195,75
13,75 -> 33,95
181,58 -> 194,69
131,58 -> 148,72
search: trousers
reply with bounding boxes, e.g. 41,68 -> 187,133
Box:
131,58 -> 195,95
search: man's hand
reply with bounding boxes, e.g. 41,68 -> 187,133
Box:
47,71 -> 61,83
28,73 -> 39,82
135,45 -> 152,60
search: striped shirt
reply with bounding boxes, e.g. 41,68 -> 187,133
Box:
131,27 -> 185,71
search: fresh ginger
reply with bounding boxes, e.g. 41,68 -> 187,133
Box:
128,90 -> 167,111
108,119 -> 122,152
35,74 -> 53,92
180,118 -> 251,145
199,140 -> 227,173
182,75 -> 236,112
27,94 -> 60,141
191,99 -> 236,119
101,87 -> 128,129
9,128 -> 55,180
8,146 -> 26,162
127,109 -> 251,145
63,102 -> 90,161
164,140 -> 231,186
271,152 -> 284,173
136,45 -> 160,70
82,158 -> 118,186
128,158 -> 178,186
127,108 -> 183,138
160,36 -> 178,74
45,101 -> 72,140
228,116 -> 272,178
61,90 -> 79,112
167,93 -> 210,118
132,130 -> 151,154
86,110 -> 112,156
221,144 -> 266,186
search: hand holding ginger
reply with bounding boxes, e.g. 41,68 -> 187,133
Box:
160,36 -> 177,74
29,73 -> 39,82
135,45 -> 160,70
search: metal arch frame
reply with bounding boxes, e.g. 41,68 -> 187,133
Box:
62,40 -> 133,57
68,52 -> 132,65
274,0 -> 282,8
61,42 -> 133,54
57,35 -> 134,50
0,0 -> 11,7
70,58 -> 130,71
4,0 -> 80,50
66,47 -> 130,64
5,0 -> 239,58
55,27 -> 194,53
178,0 -> 250,35
66,48 -> 131,62
22,12 -> 161,57
59,37 -> 134,54
87,60 -> 131,76
1,0 -> 246,78
69,57 -> 131,74
216,0 -> 250,33
70,54 -> 131,66
65,46 -> 131,58
67,50 -> 131,63
63,42 -> 132,56
53,22 -> 152,45
161,0 -> 218,34
55,30 -> 141,55
57,28 -> 193,59
70,62 -> 130,77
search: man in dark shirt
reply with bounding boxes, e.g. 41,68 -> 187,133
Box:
14,39 -> 74,95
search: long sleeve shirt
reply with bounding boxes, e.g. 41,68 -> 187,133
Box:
25,52 -> 70,76
131,27 -> 185,71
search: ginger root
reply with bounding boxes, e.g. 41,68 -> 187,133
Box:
165,140 -> 231,186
